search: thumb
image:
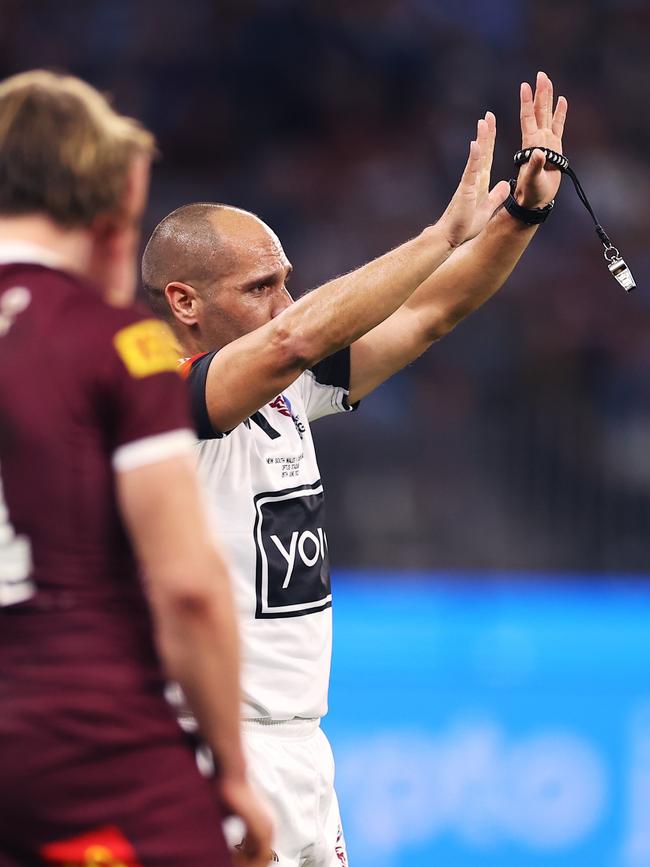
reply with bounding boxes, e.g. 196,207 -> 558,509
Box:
529,148 -> 547,174
487,179 -> 510,212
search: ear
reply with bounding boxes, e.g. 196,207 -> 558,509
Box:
165,281 -> 199,326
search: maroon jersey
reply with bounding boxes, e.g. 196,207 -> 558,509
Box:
0,250 -> 232,866
0,257 -> 193,693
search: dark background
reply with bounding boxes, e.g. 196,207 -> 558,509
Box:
3,0 -> 650,572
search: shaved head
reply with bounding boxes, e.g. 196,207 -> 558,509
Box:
142,201 -> 293,352
142,202 -> 236,320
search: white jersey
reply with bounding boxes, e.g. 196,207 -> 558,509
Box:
185,348 -> 355,720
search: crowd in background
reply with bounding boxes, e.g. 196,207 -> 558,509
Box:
3,0 -> 650,571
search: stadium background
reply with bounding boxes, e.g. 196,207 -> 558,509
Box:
3,1 -> 649,864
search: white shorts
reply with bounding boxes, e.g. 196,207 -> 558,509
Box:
235,718 -> 348,867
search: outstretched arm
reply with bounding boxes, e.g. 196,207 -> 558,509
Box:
348,71 -> 568,404
198,125 -> 508,433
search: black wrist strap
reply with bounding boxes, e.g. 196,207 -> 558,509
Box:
503,178 -> 554,225
514,146 -> 636,292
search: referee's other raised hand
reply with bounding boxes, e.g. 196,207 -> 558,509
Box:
437,113 -> 510,249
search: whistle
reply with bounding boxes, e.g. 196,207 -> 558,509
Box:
607,255 -> 636,292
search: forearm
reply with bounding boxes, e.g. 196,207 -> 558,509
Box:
151,561 -> 246,781
118,458 -> 246,782
406,208 -> 538,341
206,225 -> 455,429
347,74 -> 567,403
204,134 -> 501,430
282,224 -> 454,366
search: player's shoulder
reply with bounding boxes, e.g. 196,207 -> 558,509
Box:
62,289 -> 179,379
106,308 -> 180,380
62,281 -> 152,335
0,263 -> 150,335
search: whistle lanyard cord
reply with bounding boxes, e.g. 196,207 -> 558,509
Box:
514,147 -> 614,253
512,145 -> 636,291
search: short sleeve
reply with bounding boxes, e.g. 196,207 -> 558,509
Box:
94,314 -> 196,471
184,350 -> 223,439
300,346 -> 359,422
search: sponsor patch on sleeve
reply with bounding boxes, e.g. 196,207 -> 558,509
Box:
113,319 -> 179,378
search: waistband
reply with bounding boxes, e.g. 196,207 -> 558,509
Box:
241,717 -> 320,739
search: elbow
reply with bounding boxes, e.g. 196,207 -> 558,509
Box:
150,568 -> 220,622
421,293 -> 481,342
268,319 -> 313,375
167,585 -> 216,619
429,318 -> 459,342
420,307 -> 462,344
152,583 -> 217,681
154,585 -> 215,626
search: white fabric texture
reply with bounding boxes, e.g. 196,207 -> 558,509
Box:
196,366 -> 352,720
228,721 -> 348,867
112,428 -> 196,472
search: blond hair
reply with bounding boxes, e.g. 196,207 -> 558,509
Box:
0,70 -> 156,227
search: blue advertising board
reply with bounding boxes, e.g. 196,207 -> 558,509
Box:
324,573 -> 650,867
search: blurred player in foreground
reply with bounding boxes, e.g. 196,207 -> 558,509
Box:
0,71 -> 271,867
142,71 -> 567,866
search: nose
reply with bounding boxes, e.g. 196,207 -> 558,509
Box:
270,286 -> 294,318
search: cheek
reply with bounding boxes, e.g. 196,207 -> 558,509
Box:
203,294 -> 278,345
244,296 -> 279,330
204,302 -> 260,344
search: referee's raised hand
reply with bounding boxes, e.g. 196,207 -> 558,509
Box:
437,112 -> 510,249
514,70 -> 568,208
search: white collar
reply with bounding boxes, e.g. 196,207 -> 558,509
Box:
0,241 -> 65,269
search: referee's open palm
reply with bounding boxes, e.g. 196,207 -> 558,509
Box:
438,112 -> 510,248
515,70 -> 568,208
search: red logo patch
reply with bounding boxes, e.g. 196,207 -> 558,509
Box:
335,824 -> 348,866
269,395 -> 292,417
40,826 -> 142,866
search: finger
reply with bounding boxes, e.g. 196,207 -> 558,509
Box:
529,148 -> 547,175
544,75 -> 553,129
520,81 -> 537,145
483,111 -> 496,168
458,138 -> 480,189
476,116 -> 488,153
485,110 -> 497,148
533,70 -> 548,130
479,112 -> 496,195
475,119 -> 486,200
476,117 -> 490,180
487,179 -> 510,213
464,138 -> 481,196
232,837 -> 265,867
512,150 -> 548,209
552,95 -> 568,140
